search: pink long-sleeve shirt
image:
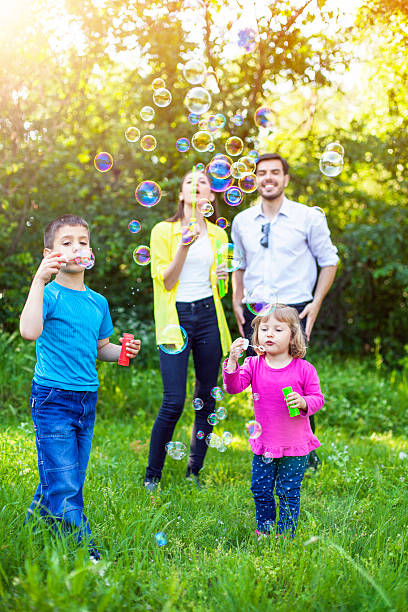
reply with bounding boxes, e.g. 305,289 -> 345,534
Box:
222,355 -> 325,457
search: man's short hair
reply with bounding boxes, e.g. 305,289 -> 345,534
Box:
44,215 -> 89,249
256,153 -> 289,175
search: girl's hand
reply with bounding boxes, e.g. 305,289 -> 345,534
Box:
120,337 -> 141,359
285,392 -> 307,413
226,337 -> 247,372
215,262 -> 228,281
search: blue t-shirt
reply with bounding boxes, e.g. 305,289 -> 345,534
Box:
33,281 -> 114,391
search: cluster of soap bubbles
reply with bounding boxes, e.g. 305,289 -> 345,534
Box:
165,441 -> 187,460
205,431 -> 233,453
319,142 -> 344,177
207,405 -> 228,426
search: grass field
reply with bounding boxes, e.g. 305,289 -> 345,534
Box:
0,332 -> 407,611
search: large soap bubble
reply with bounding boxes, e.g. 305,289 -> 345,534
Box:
140,106 -> 155,121
135,180 -> 162,207
191,130 -> 212,152
218,243 -> 244,272
184,87 -> 212,115
153,88 -> 172,108
225,136 -> 244,157
183,59 -> 207,85
94,152 -> 113,172
254,106 -> 274,129
159,324 -> 188,354
319,151 -> 344,177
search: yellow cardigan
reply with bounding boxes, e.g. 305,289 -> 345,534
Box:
150,219 -> 232,356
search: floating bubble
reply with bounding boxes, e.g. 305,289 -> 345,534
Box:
248,150 -> 259,162
208,174 -> 234,193
208,143 -> 215,152
215,406 -> 227,420
135,180 -> 162,207
128,219 -> 141,234
218,243 -> 244,272
176,137 -> 190,153
183,59 -> 207,85
238,173 -> 257,193
224,186 -> 244,206
208,156 -> 231,179
216,217 -> 229,229
207,413 -> 218,426
140,106 -> 155,121
188,112 -> 200,125
239,156 -> 256,174
184,86 -> 212,115
205,433 -> 224,449
191,130 -> 212,152
196,430 -> 205,440
94,152 -> 113,172
154,531 -> 167,546
210,387 -> 224,401
319,151 -> 344,177
245,420 -> 262,439
140,135 -> 157,152
125,127 -> 140,143
133,246 -> 151,266
159,324 -> 188,354
193,398 -> 204,411
222,432 -> 233,445
218,444 -> 227,453
165,440 -> 187,460
198,118 -> 208,130
152,77 -> 165,90
231,114 -> 243,127
195,163 -> 205,171
225,136 -> 244,157
253,392 -> 260,401
261,455 -> 274,464
325,141 -> 344,157
153,88 -> 172,108
246,288 -> 277,316
254,106 -> 274,129
230,160 -> 247,179
215,113 -> 226,129
238,27 -> 258,53
74,249 -> 95,270
198,199 -> 214,217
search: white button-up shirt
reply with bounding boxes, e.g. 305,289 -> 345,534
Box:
231,197 -> 339,304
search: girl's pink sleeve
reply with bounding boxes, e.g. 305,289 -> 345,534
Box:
222,357 -> 253,394
300,362 -> 325,418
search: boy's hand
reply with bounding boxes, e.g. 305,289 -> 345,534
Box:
285,392 -> 307,413
35,252 -> 67,283
120,337 -> 141,359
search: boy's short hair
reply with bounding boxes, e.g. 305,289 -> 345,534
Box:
44,215 -> 90,249
251,303 -> 306,358
256,153 -> 289,175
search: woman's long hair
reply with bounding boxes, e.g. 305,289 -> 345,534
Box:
166,170 -> 219,225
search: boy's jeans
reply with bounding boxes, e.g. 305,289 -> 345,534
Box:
26,381 -> 97,543
251,453 -> 309,537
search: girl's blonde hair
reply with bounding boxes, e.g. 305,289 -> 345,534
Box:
251,304 -> 307,358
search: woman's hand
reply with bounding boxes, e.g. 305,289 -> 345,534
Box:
215,262 -> 228,281
180,221 -> 200,246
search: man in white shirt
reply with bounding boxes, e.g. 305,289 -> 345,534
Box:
231,153 -> 339,470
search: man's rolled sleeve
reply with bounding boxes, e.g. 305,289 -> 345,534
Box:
307,213 -> 339,268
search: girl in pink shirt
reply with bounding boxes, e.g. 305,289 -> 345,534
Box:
222,304 -> 324,538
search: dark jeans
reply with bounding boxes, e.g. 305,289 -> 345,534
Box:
26,381 -> 97,543
251,453 -> 309,536
145,296 -> 222,481
243,302 -> 315,435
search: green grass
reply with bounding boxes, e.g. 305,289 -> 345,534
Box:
0,332 -> 407,611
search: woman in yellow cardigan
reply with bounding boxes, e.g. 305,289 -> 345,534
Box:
144,169 -> 232,489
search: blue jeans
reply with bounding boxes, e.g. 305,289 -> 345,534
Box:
251,453 -> 309,537
145,296 -> 222,481
26,381 -> 97,543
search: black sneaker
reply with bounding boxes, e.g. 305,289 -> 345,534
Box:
186,474 -> 201,488
144,480 -> 159,492
306,450 -> 322,472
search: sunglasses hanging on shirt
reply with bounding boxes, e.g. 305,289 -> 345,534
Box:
260,222 -> 270,248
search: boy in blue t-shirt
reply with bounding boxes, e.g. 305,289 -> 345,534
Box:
20,214 -> 141,559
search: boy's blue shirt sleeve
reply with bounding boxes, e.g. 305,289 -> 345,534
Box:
98,297 -> 114,340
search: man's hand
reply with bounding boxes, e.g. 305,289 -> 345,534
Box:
35,252 -> 67,284
233,302 -> 245,337
121,337 -> 141,360
299,301 -> 321,342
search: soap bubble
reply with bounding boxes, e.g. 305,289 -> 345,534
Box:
133,246 -> 151,266
125,127 -> 140,142
207,156 -> 231,179
207,116 -> 217,132
196,430 -> 205,440
246,288 -> 277,316
94,152 -> 113,172
230,160 -> 247,179
184,87 -> 212,115
188,112 -> 200,125
135,180 -> 162,207
210,387 -> 224,401
319,151 -> 344,177
239,156 -> 256,174
238,27 -> 258,53
325,141 -> 344,157
224,186 -> 244,206
159,324 -> 188,354
207,413 -> 218,426
205,433 -> 219,448
193,398 -> 204,411
214,113 -> 226,129
165,440 -> 187,460
198,199 -> 214,217
183,59 -> 207,85
238,173 -> 257,193
208,174 -> 234,193
261,455 -> 274,464
245,420 -> 262,439
140,106 -> 155,121
253,392 -> 260,401
195,163 -> 205,171
191,130 -> 212,152
176,137 -> 190,152
208,143 -> 215,152
154,531 -> 167,546
218,242 -> 244,271
128,219 -> 141,234
248,150 -> 259,162
140,135 -> 157,151
254,106 -> 274,129
152,78 -> 165,90
231,114 -> 243,127
215,406 -> 227,420
225,136 -> 244,157
74,249 -> 95,269
153,88 -> 172,107
222,432 -> 233,445
198,118 -> 208,130
216,217 -> 229,229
